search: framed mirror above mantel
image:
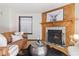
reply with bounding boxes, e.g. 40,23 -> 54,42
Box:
41,3 -> 75,47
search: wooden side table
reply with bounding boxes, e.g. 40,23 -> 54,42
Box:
0,47 -> 9,56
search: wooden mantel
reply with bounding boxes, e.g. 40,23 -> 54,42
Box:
41,3 -> 75,47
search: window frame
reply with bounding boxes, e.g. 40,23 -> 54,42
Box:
19,16 -> 33,34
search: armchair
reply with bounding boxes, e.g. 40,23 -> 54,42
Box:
0,32 -> 27,56
0,34 -> 19,56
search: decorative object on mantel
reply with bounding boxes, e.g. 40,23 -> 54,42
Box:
47,8 -> 63,22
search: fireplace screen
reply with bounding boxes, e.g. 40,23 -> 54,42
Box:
48,30 -> 62,45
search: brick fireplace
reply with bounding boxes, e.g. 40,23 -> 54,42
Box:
46,27 -> 66,46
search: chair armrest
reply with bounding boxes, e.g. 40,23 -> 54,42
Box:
0,47 -> 9,56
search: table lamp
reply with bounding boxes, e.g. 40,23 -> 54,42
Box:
73,34 -> 79,41
70,34 -> 79,45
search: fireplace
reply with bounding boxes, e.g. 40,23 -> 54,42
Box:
46,27 -> 66,46
48,30 -> 62,45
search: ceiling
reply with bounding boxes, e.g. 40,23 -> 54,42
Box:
0,3 -> 69,13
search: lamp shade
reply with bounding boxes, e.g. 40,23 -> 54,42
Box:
73,34 -> 79,41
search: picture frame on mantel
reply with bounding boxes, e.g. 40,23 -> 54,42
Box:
47,8 -> 64,22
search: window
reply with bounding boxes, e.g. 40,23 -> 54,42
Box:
19,16 -> 33,34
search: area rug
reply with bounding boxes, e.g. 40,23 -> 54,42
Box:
17,45 -> 67,56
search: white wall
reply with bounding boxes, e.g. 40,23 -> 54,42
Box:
9,11 -> 42,39
0,8 -> 11,33
75,3 -> 79,34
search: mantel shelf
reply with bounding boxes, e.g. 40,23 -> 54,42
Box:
41,20 -> 73,24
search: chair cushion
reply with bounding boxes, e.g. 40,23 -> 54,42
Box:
11,34 -> 22,42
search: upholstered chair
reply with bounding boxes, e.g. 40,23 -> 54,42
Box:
0,34 -> 19,56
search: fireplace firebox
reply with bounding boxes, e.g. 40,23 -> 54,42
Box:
46,27 -> 66,46
48,30 -> 62,45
